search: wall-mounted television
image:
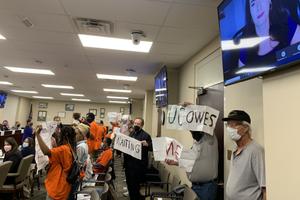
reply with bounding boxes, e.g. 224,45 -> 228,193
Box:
218,0 -> 300,86
155,66 -> 168,108
0,92 -> 7,108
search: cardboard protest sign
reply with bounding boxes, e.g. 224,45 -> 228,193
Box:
113,133 -> 142,160
166,105 -> 220,135
152,137 -> 183,161
107,112 -> 122,123
35,121 -> 57,171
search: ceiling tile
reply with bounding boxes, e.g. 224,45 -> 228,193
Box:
61,0 -> 171,25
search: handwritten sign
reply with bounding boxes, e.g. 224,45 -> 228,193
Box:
166,105 -> 219,135
107,112 -> 122,123
35,121 -> 57,171
113,133 -> 142,160
152,137 -> 183,161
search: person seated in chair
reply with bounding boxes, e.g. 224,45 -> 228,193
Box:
21,137 -> 35,163
93,137 -> 113,174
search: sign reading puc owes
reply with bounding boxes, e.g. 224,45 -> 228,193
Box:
166,105 -> 220,136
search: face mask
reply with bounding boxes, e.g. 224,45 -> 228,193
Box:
23,143 -> 29,148
134,125 -> 141,132
226,127 -> 241,141
4,145 -> 12,152
191,131 -> 204,142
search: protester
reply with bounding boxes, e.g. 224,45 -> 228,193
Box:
223,110 -> 266,200
93,137 -> 113,174
35,125 -> 75,200
123,117 -> 152,200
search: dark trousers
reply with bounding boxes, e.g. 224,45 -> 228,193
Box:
125,168 -> 144,200
192,181 -> 218,200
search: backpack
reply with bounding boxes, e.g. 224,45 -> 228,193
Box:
66,145 -> 80,184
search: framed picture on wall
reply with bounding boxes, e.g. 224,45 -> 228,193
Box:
100,113 -> 105,118
58,111 -> 66,118
120,107 -> 125,114
37,110 -> 47,121
100,108 -> 105,114
89,109 -> 97,116
38,102 -> 48,109
65,104 -> 75,111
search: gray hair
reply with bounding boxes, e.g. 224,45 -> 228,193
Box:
242,121 -> 252,135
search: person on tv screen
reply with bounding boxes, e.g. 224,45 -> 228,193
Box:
237,0 -> 300,68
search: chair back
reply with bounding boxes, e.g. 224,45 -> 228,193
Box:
99,183 -> 109,200
160,167 -> 170,191
0,161 -> 12,187
183,186 -> 199,200
15,155 -> 34,183
170,175 -> 181,191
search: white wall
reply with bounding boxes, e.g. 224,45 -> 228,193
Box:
263,67 -> 300,200
31,100 -> 130,125
0,94 -> 31,127
143,90 -> 154,133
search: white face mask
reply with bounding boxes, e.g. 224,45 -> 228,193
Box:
23,143 -> 29,148
226,127 -> 241,141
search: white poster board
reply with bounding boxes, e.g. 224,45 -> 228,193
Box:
113,133 -> 142,160
152,137 -> 183,162
166,105 -> 220,135
107,112 -> 122,123
35,121 -> 57,171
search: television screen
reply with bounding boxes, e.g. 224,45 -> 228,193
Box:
218,0 -> 300,85
0,92 -> 7,108
155,66 -> 168,108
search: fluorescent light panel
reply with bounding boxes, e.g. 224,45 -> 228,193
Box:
72,98 -> 91,102
60,93 -> 84,97
236,66 -> 275,74
78,34 -> 153,53
11,90 -> 38,94
0,34 -> 6,40
0,81 -> 12,85
106,96 -> 129,100
109,100 -> 128,104
221,36 -> 269,50
42,84 -> 74,89
103,88 -> 132,93
32,96 -> 53,99
97,74 -> 137,81
4,66 -> 55,75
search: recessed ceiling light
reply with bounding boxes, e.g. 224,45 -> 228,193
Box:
32,96 -> 54,99
4,66 -> 55,75
0,34 -> 6,40
78,34 -> 153,53
97,74 -> 137,81
42,84 -> 74,89
72,98 -> 91,102
103,88 -> 132,93
109,100 -> 128,104
11,90 -> 38,94
0,81 -> 13,85
106,96 -> 129,100
60,93 -> 84,97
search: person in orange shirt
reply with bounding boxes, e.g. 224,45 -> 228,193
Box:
93,137 -> 113,174
86,113 -> 105,154
35,125 -> 76,200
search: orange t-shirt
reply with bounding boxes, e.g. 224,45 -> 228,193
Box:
45,145 -> 73,200
93,148 -> 113,173
87,121 -> 105,153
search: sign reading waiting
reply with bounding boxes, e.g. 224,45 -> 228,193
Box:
114,133 -> 142,160
166,105 -> 220,135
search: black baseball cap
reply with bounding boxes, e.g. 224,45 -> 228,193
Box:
222,110 -> 251,124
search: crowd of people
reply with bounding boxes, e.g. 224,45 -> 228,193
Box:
0,107 -> 266,200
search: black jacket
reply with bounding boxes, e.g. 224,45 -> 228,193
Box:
3,150 -> 22,184
123,129 -> 152,170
